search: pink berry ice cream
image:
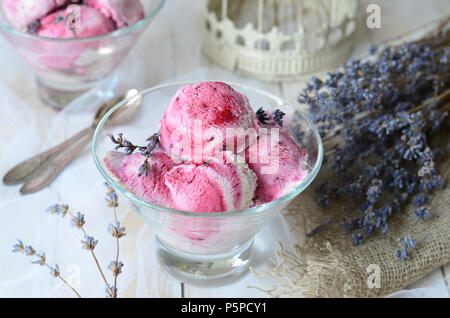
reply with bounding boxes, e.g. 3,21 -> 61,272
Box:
86,0 -> 145,28
1,0 -> 68,31
37,5 -> 115,38
103,150 -> 176,207
245,129 -> 308,203
2,0 -> 145,34
32,4 -> 116,70
1,0 -> 145,71
164,152 -> 257,213
160,82 -> 260,162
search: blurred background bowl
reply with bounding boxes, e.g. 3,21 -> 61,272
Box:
0,0 -> 165,109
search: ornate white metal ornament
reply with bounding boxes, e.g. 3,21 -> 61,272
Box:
203,0 -> 358,82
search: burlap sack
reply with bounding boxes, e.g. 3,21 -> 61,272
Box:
251,142 -> 449,298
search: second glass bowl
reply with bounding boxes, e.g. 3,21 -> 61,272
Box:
92,82 -> 323,282
0,0 -> 165,109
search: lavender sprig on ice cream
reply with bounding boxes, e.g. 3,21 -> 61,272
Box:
104,82 -> 310,214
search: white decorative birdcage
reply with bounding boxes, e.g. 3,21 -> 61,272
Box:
203,0 -> 358,82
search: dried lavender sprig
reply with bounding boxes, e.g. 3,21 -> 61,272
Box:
109,133 -> 142,155
12,240 -> 82,298
48,204 -> 110,288
104,183 -> 125,296
109,132 -> 161,178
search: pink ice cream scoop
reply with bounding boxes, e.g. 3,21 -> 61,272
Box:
34,4 -> 116,70
103,150 -> 177,207
162,152 -> 256,242
160,82 -> 260,163
37,4 -> 116,38
245,128 -> 308,203
164,152 -> 257,213
86,0 -> 145,28
1,0 -> 68,31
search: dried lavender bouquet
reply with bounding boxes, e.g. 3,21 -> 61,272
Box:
12,183 -> 125,298
299,18 -> 450,250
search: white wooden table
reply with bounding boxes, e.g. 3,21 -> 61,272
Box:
0,0 -> 448,298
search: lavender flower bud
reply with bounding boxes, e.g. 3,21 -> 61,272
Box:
71,212 -> 85,229
31,253 -> 46,266
108,223 -> 126,239
108,261 -> 124,276
12,239 -> 24,253
81,236 -> 98,251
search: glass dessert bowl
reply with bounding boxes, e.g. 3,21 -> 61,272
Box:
92,82 -> 323,282
0,0 -> 165,109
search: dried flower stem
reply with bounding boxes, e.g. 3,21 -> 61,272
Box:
13,239 -> 83,298
104,183 -> 123,298
109,132 -> 161,177
90,250 -> 109,286
43,263 -> 82,298
407,89 -> 450,114
68,210 -> 109,287
17,199 -> 125,298
113,206 -> 119,288
58,276 -> 82,298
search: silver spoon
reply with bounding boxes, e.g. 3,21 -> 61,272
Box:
3,89 -> 142,194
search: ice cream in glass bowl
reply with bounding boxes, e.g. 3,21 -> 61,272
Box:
92,81 -> 323,282
0,0 -> 165,109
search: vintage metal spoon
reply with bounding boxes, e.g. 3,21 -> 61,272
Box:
3,89 -> 142,194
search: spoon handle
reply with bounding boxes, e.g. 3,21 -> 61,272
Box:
2,126 -> 92,185
20,129 -> 94,195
